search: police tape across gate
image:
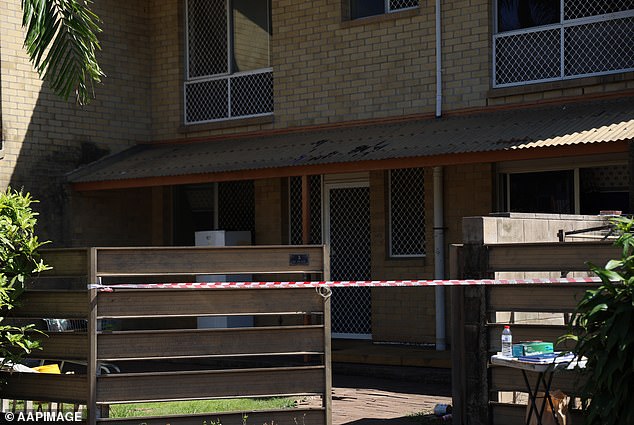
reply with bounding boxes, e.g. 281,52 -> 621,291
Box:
90,276 -> 602,291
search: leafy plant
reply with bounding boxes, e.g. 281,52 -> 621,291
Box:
0,188 -> 50,370
21,0 -> 105,105
562,216 -> 634,424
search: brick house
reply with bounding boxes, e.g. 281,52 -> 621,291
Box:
1,0 -> 633,346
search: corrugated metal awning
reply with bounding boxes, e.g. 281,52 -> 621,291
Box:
68,97 -> 634,190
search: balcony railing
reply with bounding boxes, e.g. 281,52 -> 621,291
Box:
184,68 -> 273,125
493,9 -> 634,87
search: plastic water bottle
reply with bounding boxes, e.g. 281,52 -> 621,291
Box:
502,325 -> 513,357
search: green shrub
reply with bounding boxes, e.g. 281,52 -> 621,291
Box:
0,188 -> 50,369
564,216 -> 634,424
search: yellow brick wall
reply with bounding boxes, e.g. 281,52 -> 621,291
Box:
441,0 -> 490,110
149,0 -> 182,140
369,170 -> 434,280
444,163 -> 494,248
369,169 -> 435,343
2,0 -> 630,246
149,0 -> 440,139
68,188 -> 155,247
106,0 -> 634,142
273,1 -> 437,128
369,165 -> 494,344
254,178 -> 284,245
0,0 -> 152,245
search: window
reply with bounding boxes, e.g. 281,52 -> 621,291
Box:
501,164 -> 630,215
389,168 -> 425,257
579,165 -> 629,215
498,0 -> 559,32
493,1 -> 634,87
350,0 -> 419,19
185,0 -> 273,124
173,182 -> 255,245
508,170 -> 575,214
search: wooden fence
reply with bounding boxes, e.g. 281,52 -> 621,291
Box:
1,246 -> 331,425
449,241 -> 620,425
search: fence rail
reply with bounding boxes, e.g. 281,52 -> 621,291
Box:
1,246 -> 331,425
493,9 -> 634,87
449,239 -> 617,425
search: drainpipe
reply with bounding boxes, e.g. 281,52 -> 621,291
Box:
434,166 -> 446,351
435,0 -> 442,118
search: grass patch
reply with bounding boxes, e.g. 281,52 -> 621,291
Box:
109,398 -> 298,418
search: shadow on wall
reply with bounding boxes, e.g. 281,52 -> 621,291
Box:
7,0 -> 153,247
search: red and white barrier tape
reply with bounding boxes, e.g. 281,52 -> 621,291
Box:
90,277 -> 602,291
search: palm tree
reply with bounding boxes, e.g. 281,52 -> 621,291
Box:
21,0 -> 104,105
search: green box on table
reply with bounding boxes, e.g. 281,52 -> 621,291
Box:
512,341 -> 554,357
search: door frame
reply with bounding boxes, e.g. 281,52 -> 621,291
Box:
323,179 -> 372,340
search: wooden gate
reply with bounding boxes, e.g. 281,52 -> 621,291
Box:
1,246 -> 331,425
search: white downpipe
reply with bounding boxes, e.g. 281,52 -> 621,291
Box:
434,167 -> 446,351
435,0 -> 442,118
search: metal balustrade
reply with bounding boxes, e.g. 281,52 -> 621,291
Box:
493,5 -> 634,87
185,69 -> 273,124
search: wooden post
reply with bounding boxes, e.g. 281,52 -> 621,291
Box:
462,243 -> 490,279
88,248 -> 98,425
450,243 -> 491,425
449,244 -> 463,280
462,243 -> 491,425
322,244 -> 331,281
463,285 -> 490,425
322,289 -> 332,425
451,286 -> 466,425
449,244 -> 465,425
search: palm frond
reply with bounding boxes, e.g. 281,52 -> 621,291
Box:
21,0 -> 105,105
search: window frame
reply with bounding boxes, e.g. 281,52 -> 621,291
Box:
184,0 -> 273,125
497,156 -> 630,215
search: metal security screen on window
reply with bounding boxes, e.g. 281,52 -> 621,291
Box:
185,0 -> 273,124
493,1 -> 634,87
389,168 -> 425,257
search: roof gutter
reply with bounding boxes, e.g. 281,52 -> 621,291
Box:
69,142 -> 629,192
